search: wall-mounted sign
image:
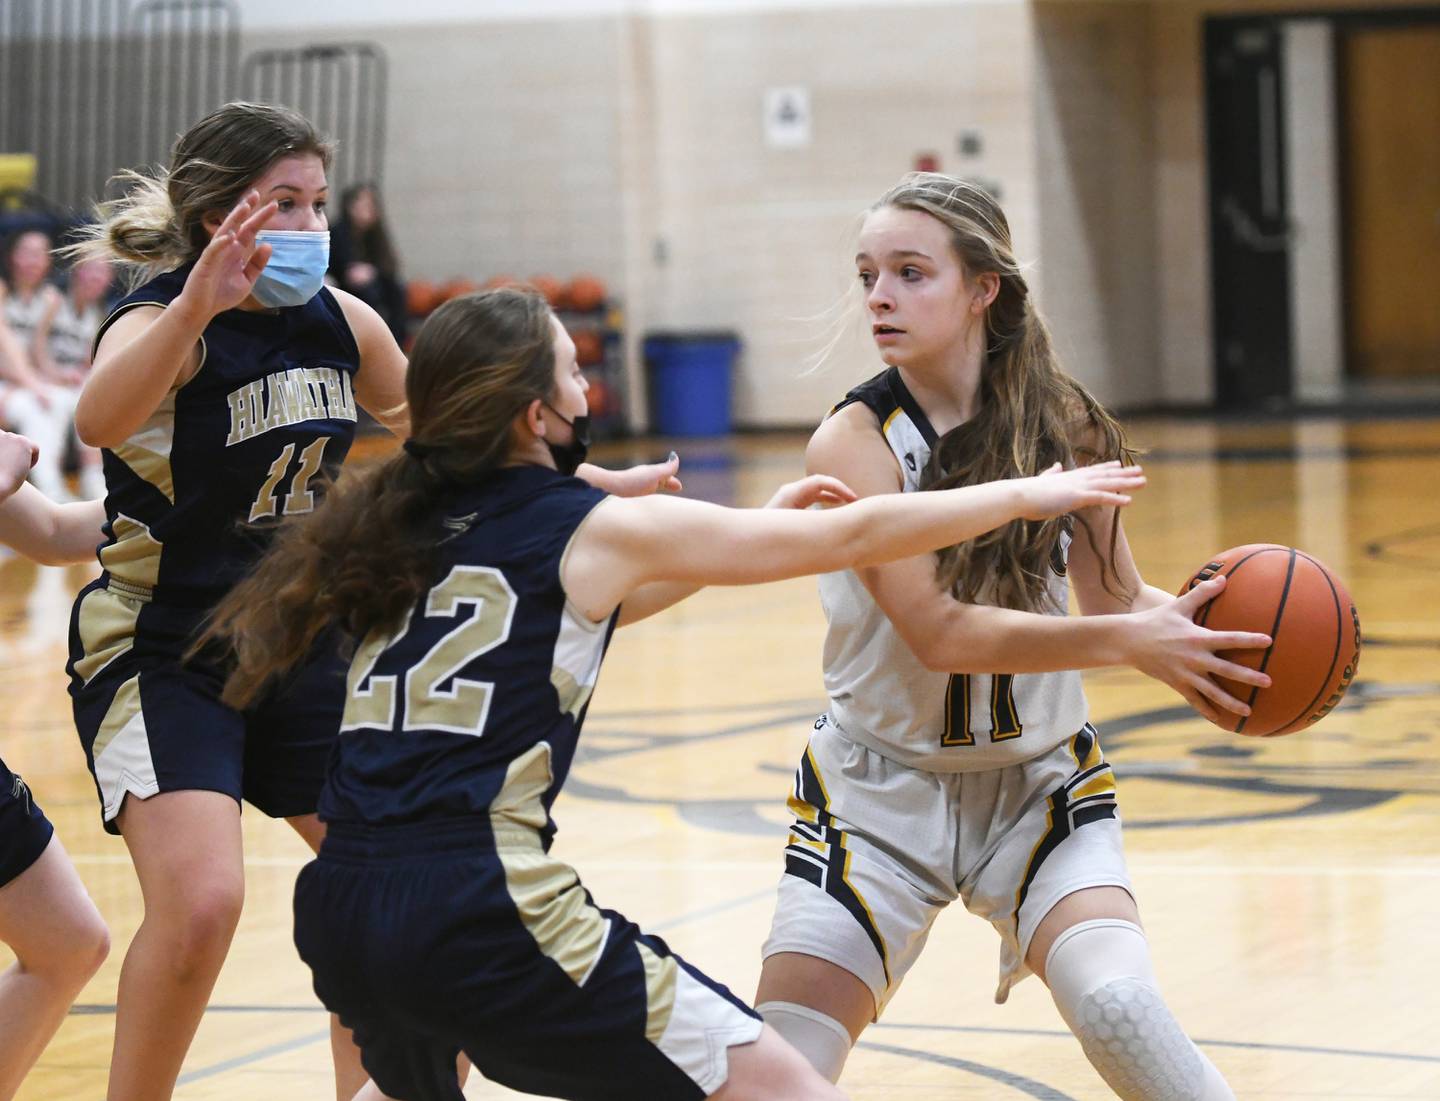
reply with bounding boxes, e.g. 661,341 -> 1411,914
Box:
763,86 -> 811,148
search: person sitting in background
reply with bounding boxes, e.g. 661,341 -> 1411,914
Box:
329,182 -> 407,343
37,256 -> 114,499
0,231 -> 81,500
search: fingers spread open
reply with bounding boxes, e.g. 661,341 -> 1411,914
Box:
1203,655 -> 1271,688
1192,673 -> 1251,717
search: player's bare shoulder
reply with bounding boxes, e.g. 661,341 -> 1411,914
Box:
807,402 -> 903,496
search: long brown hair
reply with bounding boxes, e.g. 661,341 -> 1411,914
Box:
202,288 -> 558,708
63,101 -> 333,284
877,173 -> 1136,611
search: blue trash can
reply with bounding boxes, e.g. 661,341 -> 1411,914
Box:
644,331 -> 739,437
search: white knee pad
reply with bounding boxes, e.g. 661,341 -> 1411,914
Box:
1044,919 -> 1235,1101
756,1000 -> 852,1084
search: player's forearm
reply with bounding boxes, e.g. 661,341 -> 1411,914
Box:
923,603 -> 1138,675
76,299 -> 209,447
844,481 -> 1026,570
0,486 -> 105,565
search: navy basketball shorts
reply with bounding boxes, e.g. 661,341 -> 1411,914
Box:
0,756 -> 55,889
67,579 -> 346,834
296,819 -> 763,1101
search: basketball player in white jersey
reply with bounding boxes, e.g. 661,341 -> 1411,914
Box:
1,231 -> 82,500
754,174 -> 1273,1101
38,256 -> 113,499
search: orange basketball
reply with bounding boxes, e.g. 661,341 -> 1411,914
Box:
405,279 -> 440,317
482,274 -> 520,292
442,277 -> 481,301
1180,544 -> 1361,736
565,273 -> 607,312
571,328 -> 605,367
527,274 -> 564,306
587,377 -> 611,417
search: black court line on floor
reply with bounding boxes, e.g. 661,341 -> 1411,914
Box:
64,1004 -> 1440,1092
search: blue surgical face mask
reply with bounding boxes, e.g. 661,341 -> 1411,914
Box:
252,230 -> 330,308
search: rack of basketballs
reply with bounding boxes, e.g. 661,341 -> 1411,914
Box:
405,273 -> 628,438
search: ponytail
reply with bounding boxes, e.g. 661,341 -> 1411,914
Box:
202,453 -> 447,709
200,287 -> 560,708
60,170 -> 191,284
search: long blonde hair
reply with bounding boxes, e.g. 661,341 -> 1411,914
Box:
201,289 -> 559,709
63,101 -> 333,285
877,173 -> 1135,611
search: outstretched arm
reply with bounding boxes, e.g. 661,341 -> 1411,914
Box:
0,433 -> 105,565
615,474 -> 857,626
578,452 -> 683,497
564,450 -> 1141,624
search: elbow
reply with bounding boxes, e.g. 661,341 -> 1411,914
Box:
905,632 -> 953,674
909,628 -> 990,675
914,641 -> 955,674
74,409 -> 121,450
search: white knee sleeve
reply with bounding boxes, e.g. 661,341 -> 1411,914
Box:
756,1000 -> 852,1084
1044,919 -> 1235,1101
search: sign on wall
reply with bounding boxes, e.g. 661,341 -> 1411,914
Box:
763,86 -> 811,148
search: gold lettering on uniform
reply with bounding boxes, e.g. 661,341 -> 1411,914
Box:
339,369 -> 357,420
260,373 -> 291,431
226,388 -> 250,446
317,368 -> 343,418
277,369 -> 310,422
298,368 -> 325,420
225,367 -> 357,446
243,382 -> 264,440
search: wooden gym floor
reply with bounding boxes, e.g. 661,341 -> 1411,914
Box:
3,416 -> 1438,1100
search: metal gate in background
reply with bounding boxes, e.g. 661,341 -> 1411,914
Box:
242,43 -> 389,193
1,2 -> 386,214
0,0 -> 240,210
129,0 -> 241,181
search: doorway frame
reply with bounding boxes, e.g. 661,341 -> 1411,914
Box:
1204,5 -> 1440,408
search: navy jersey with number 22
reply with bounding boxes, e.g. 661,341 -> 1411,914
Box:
321,466 -> 615,844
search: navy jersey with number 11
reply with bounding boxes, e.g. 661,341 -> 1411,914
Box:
319,465 -> 616,845
93,263 -> 361,606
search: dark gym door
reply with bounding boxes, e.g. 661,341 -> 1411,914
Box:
1206,20 -> 1293,408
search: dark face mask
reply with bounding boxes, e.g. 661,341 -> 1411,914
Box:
543,403 -> 591,476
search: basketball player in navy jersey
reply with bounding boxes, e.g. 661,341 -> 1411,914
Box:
0,430 -> 109,1101
201,287 -> 1145,1101
751,175 -> 1271,1100
62,102 -> 682,1101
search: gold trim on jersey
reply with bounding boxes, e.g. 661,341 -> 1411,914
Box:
881,406 -> 903,435
113,392 -> 177,503
90,672 -> 160,821
72,586 -> 143,686
491,744 -> 616,990
636,940 -> 680,1044
91,674 -> 142,762
490,742 -> 554,834
97,513 -> 163,590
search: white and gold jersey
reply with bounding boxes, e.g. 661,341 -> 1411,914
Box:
818,367 -> 1087,772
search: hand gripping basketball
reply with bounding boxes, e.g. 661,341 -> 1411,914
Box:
1179,544 -> 1362,736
